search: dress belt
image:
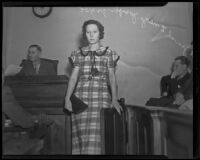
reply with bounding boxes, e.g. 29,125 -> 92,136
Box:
79,75 -> 108,82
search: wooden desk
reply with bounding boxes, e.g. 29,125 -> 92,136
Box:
163,108 -> 193,159
4,75 -> 68,114
126,105 -> 193,158
4,75 -> 71,155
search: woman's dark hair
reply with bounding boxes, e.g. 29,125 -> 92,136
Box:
82,19 -> 104,41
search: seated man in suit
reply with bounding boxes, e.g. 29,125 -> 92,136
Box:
175,72 -> 193,110
17,44 -> 56,76
167,56 -> 191,100
146,56 -> 191,108
174,42 -> 193,110
160,62 -> 175,97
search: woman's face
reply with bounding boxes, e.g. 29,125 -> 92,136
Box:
85,24 -> 100,45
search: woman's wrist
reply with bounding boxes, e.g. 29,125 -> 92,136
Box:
65,96 -> 70,101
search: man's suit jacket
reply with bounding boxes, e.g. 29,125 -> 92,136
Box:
146,72 -> 191,107
178,71 -> 193,100
160,74 -> 171,96
17,59 -> 56,76
168,72 -> 191,98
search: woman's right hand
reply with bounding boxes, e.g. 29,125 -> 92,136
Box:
64,98 -> 73,112
111,100 -> 123,115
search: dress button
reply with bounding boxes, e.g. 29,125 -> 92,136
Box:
88,75 -> 92,81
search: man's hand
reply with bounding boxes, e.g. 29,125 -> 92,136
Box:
171,70 -> 179,79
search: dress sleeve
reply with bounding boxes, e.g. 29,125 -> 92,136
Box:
112,51 -> 120,67
107,50 -> 120,68
69,51 -> 80,67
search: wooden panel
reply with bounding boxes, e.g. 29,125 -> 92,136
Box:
149,111 -> 165,155
127,109 -> 137,154
101,108 -> 114,154
4,75 -> 68,110
100,108 -> 127,155
164,110 -> 193,159
126,105 -> 193,158
126,106 -> 152,155
4,75 -> 71,155
65,113 -> 72,155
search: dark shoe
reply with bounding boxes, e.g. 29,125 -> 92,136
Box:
34,114 -> 54,126
29,123 -> 48,139
29,114 -> 54,139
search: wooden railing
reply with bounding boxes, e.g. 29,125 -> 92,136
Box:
126,105 -> 193,158
4,75 -> 193,157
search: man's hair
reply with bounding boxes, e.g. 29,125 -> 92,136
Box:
175,56 -> 190,66
28,44 -> 42,52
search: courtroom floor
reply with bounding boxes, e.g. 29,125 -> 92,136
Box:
3,132 -> 44,155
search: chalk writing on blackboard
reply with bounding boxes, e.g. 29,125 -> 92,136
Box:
80,7 -> 187,50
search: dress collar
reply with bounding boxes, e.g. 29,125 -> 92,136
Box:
80,46 -> 109,56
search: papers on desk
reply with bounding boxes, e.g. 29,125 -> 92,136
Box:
4,64 -> 22,76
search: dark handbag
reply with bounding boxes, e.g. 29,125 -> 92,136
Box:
68,94 -> 88,114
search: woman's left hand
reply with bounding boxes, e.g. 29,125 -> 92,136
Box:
111,100 -> 123,115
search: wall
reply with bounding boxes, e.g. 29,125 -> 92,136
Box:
3,3 -> 193,105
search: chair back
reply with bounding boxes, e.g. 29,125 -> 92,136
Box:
41,58 -> 59,74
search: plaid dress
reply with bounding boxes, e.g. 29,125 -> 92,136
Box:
69,46 -> 119,155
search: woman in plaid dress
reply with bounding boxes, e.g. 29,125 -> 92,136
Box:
64,20 -> 122,155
